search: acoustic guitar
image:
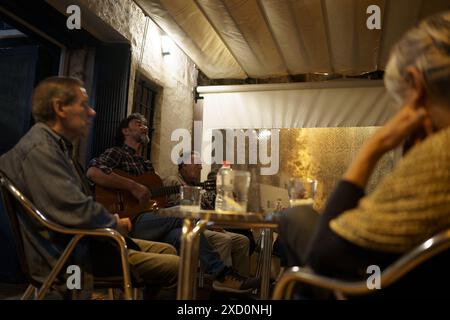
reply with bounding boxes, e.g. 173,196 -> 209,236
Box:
94,169 -> 215,219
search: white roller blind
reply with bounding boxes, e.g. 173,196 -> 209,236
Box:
197,81 -> 396,178
199,81 -> 395,130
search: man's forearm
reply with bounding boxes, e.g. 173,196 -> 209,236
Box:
87,167 -> 135,191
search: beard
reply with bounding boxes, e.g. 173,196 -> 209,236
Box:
140,134 -> 150,145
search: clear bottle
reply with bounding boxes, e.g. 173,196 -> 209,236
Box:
215,161 -> 233,212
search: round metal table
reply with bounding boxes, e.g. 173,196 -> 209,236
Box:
157,207 -> 280,300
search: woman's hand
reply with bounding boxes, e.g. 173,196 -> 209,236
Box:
366,106 -> 428,156
344,106 -> 428,188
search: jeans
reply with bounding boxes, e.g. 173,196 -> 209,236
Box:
130,212 -> 225,276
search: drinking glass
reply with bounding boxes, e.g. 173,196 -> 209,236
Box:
180,186 -> 202,212
231,170 -> 251,213
217,170 -> 251,213
287,178 -> 318,207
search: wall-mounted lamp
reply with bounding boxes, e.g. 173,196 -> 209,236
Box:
161,34 -> 173,56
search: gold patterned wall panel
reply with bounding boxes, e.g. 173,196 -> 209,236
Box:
213,127 -> 400,213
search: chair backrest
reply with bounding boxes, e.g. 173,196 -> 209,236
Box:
0,170 -> 135,299
0,170 -> 81,234
0,199 -> 25,282
0,170 -> 37,285
0,170 -> 84,286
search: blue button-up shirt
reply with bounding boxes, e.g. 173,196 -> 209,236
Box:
0,123 -> 116,285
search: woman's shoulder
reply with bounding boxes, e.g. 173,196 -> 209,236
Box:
401,126 -> 450,164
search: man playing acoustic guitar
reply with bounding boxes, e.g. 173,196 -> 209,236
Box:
87,113 -> 260,293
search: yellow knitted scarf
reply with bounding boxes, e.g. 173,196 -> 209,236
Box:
330,126 -> 450,253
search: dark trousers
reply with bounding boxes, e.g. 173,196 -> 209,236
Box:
130,213 -> 225,276
277,205 -> 320,267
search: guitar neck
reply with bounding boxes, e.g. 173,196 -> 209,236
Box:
150,181 -> 214,197
150,185 -> 180,197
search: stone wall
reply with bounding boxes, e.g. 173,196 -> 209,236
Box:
79,0 -> 198,178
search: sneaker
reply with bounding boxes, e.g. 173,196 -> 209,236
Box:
212,267 -> 261,293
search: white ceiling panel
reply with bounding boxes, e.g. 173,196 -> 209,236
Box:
134,0 -> 449,79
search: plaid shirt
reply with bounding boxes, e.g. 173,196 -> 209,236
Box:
88,144 -> 154,176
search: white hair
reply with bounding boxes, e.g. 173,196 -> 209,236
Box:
384,11 -> 450,106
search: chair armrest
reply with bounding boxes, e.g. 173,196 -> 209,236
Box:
14,188 -> 127,248
48,226 -> 127,249
273,229 -> 450,300
21,202 -> 133,298
1,172 -> 134,299
272,266 -> 371,299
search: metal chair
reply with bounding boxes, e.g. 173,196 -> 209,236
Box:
0,171 -> 136,300
273,228 -> 450,300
